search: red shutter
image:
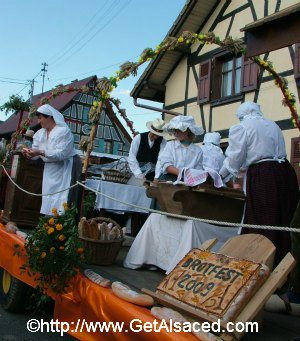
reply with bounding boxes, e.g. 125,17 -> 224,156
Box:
295,43 -> 300,79
290,137 -> 300,186
198,60 -> 211,104
241,57 -> 259,92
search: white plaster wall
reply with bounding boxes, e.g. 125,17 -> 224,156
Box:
165,58 -> 187,106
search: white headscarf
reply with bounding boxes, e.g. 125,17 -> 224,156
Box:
204,132 -> 221,146
236,102 -> 263,122
37,104 -> 68,127
163,115 -> 204,136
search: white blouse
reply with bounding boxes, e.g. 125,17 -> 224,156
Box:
219,116 -> 286,178
159,140 -> 204,173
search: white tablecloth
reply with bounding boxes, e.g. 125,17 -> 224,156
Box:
85,179 -> 152,213
123,213 -> 238,274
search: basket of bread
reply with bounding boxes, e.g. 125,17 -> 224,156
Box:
78,217 -> 125,265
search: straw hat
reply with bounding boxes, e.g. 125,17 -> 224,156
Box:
24,129 -> 35,138
146,118 -> 171,139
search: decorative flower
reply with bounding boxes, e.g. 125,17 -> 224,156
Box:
76,247 -> 84,254
21,206 -> 84,295
48,218 -> 55,225
47,227 -> 55,235
58,234 -> 66,242
56,224 -> 63,231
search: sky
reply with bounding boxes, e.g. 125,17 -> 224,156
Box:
0,0 -> 186,134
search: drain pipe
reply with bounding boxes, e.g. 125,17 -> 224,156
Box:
133,97 -> 181,117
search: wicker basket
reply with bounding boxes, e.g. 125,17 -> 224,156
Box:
102,157 -> 131,184
79,217 -> 124,266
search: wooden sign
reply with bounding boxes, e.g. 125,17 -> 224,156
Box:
157,248 -> 269,320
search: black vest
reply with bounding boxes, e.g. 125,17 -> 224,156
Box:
136,132 -> 162,164
136,132 -> 162,181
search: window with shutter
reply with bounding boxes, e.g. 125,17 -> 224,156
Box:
198,60 -> 211,104
241,57 -> 259,92
290,137 -> 300,186
295,43 -> 300,79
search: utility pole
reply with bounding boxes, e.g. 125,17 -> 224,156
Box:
41,62 -> 48,95
28,79 -> 35,104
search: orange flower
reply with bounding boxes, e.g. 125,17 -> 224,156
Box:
40,252 -> 46,259
47,227 -> 55,235
48,218 -> 55,225
56,224 -> 63,231
51,208 -> 58,215
50,247 -> 55,253
59,246 -> 64,251
58,234 -> 65,242
76,247 -> 84,254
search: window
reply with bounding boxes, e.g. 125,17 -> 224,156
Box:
221,56 -> 242,97
198,52 -> 258,104
104,140 -> 113,154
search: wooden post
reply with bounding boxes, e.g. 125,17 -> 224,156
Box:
79,102 -> 103,218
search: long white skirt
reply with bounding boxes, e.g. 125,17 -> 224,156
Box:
123,213 -> 238,274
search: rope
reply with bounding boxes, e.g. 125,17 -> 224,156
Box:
1,162 -> 299,233
76,181 -> 300,233
0,164 -> 77,197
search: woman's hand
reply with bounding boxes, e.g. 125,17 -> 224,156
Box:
22,148 -> 44,158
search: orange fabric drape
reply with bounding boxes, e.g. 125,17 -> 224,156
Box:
0,227 -> 197,340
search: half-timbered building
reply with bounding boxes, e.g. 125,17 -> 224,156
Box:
131,0 -> 300,171
0,76 -> 132,156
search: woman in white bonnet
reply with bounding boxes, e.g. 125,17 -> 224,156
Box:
200,132 -> 225,172
22,104 -> 81,215
219,101 -> 298,266
158,115 -> 204,182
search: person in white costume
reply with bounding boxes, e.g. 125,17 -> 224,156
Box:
22,104 -> 80,215
158,115 -> 204,182
200,132 -> 225,172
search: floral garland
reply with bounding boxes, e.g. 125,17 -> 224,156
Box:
14,30 -> 300,141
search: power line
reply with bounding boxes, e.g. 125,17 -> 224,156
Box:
0,80 -> 28,85
50,0 -> 131,68
0,76 -> 28,82
47,1 -> 113,64
49,0 -> 120,67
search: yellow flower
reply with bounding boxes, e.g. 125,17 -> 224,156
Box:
48,218 -> 55,225
47,227 -> 55,235
177,36 -> 184,43
40,252 -> 46,259
51,208 -> 58,215
50,247 -> 55,253
92,101 -> 98,107
58,234 -> 66,242
56,224 -> 63,231
76,247 -> 84,254
63,202 -> 68,211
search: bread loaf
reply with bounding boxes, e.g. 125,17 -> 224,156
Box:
84,269 -> 111,288
89,220 -> 100,239
111,281 -> 154,306
78,217 -> 89,237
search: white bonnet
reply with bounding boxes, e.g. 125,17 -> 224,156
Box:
236,102 -> 263,121
163,115 -> 204,136
37,104 -> 67,127
204,132 -> 221,146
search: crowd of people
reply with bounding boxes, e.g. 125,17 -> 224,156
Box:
126,101 -> 300,310
2,101 -> 299,311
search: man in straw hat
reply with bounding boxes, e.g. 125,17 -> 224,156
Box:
128,118 -> 169,181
